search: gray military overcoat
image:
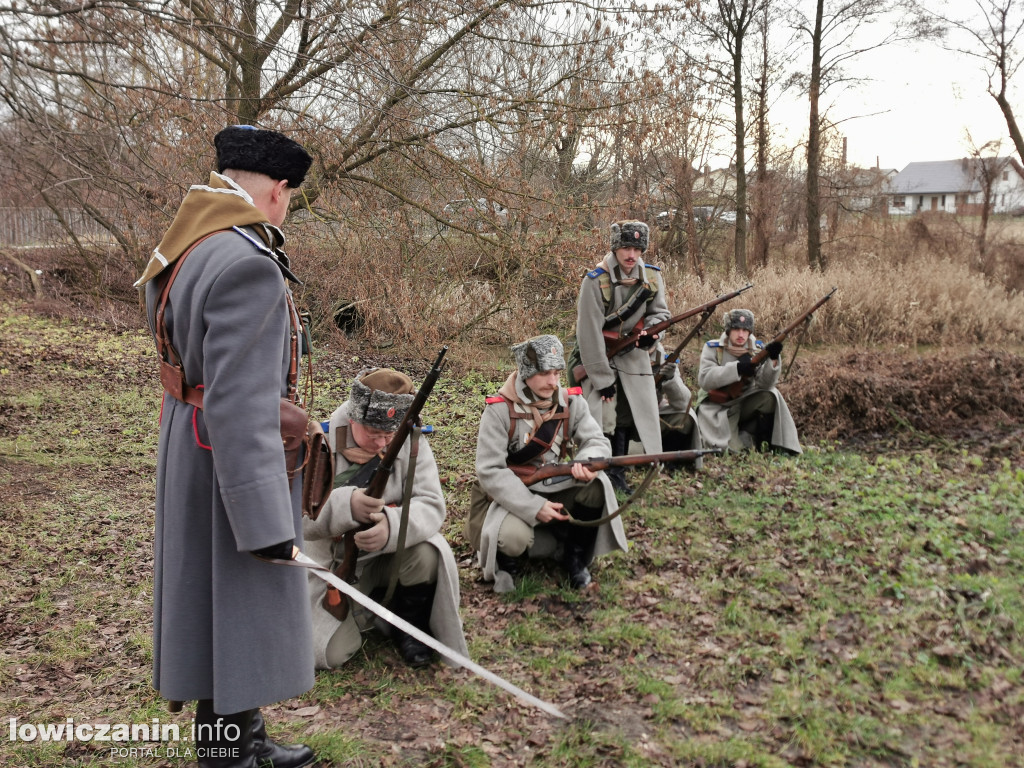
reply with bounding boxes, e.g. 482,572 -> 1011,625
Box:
302,403 -> 468,668
474,379 -> 628,590
694,334 -> 802,454
146,226 -> 314,715
575,252 -> 670,452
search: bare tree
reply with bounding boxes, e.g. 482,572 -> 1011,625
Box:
748,0 -> 796,268
791,0 -> 935,271
0,1 -> 670,279
926,0 -> 1024,167
698,0 -> 768,277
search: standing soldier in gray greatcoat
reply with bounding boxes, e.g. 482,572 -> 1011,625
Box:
137,126 -> 316,768
694,308 -> 802,454
302,369 -> 468,670
469,335 -> 628,593
571,220 -> 670,491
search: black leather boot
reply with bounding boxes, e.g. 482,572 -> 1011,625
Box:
390,583 -> 437,668
495,550 -> 523,579
754,411 -> 774,452
250,710 -> 315,768
608,429 -> 633,493
562,505 -> 601,589
194,700 -> 256,768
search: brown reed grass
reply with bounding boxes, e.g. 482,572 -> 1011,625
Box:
292,212 -> 1024,358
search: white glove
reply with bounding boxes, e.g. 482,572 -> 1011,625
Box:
354,511 -> 389,552
351,488 -> 384,524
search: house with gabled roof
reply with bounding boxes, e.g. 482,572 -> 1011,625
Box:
888,157 -> 1024,215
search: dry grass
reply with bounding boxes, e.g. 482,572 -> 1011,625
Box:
287,212 -> 1024,354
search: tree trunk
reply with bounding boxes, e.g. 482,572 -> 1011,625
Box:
805,0 -> 825,271
752,8 -> 771,269
732,37 -> 748,276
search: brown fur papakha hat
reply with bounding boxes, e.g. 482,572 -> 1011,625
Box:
610,220 -> 649,253
511,335 -> 565,380
348,368 -> 416,431
214,125 -> 313,188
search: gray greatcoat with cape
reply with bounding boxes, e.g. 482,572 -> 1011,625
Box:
473,376 -> 628,591
694,334 -> 802,454
144,175 -> 314,714
575,252 -> 670,453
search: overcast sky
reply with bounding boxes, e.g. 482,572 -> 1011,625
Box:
768,20 -> 1020,172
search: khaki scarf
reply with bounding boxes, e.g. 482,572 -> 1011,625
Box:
134,172 -> 280,287
497,372 -> 556,442
335,424 -> 382,466
725,333 -> 758,359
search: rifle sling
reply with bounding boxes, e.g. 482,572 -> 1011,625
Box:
566,461 -> 661,527
382,427 -> 421,607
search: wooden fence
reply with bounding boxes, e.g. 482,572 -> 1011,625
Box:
0,207 -> 118,247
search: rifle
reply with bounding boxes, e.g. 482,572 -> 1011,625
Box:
573,284 -> 753,384
707,287 -> 836,405
323,346 -> 448,621
653,284 -> 754,387
509,448 -> 722,486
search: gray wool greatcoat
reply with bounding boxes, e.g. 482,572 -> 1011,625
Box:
474,378 -> 628,590
575,252 -> 670,453
145,226 -> 314,714
650,344 -> 705,464
302,403 -> 468,669
694,334 -> 802,454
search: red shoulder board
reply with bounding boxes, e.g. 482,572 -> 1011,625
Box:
485,395 -> 506,404
566,386 -> 583,396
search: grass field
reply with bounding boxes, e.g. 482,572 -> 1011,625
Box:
1,301 -> 1023,767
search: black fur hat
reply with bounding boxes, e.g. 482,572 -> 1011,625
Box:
214,125 -> 312,188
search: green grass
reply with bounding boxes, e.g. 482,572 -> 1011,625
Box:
2,301 -> 1023,766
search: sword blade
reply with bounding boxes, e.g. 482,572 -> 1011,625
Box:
291,551 -> 568,720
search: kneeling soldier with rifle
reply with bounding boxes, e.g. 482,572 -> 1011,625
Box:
695,308 -> 803,454
469,335 -> 627,592
303,368 -> 468,669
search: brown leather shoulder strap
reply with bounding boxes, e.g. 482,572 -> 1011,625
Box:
154,232 -> 223,409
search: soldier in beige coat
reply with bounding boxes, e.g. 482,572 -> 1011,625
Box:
303,369 -> 468,669
469,335 -> 628,593
695,309 -> 802,454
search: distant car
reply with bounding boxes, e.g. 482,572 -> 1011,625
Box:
441,198 -> 509,232
655,209 -> 677,230
718,209 -> 748,225
693,206 -> 715,225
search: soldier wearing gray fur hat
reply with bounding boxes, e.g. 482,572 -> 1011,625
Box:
570,220 -> 670,492
694,309 -> 802,454
303,369 -> 468,670
469,335 -> 628,592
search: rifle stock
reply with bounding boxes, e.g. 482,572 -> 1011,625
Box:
707,287 -> 836,405
510,448 -> 722,486
574,284 -> 753,384
323,346 -> 448,621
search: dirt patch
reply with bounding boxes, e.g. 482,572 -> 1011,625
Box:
779,348 -> 1024,455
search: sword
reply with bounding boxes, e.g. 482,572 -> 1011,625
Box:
259,550 -> 569,720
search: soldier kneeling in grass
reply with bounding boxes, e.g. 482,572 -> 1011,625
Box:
302,369 -> 468,669
468,335 -> 628,593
